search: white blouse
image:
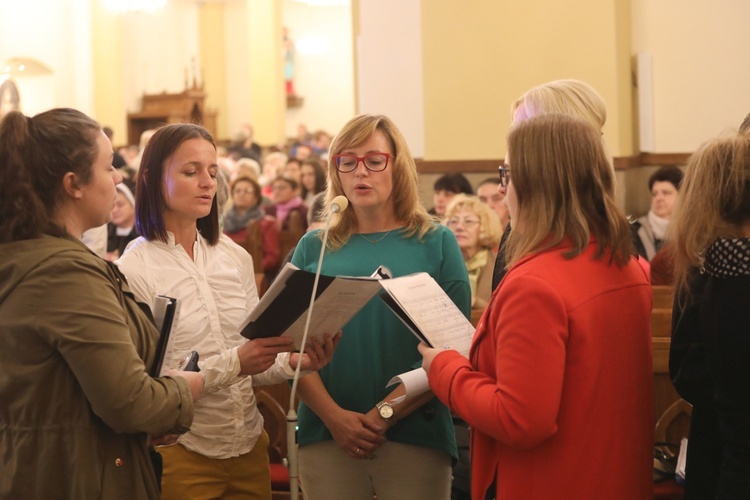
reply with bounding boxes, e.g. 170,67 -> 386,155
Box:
117,232 -> 294,459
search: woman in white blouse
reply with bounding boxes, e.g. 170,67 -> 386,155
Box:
117,123 -> 340,500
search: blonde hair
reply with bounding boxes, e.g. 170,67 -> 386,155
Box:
443,194 -> 502,250
512,79 -> 607,132
323,114 -> 433,249
671,132 -> 750,298
505,114 -> 632,267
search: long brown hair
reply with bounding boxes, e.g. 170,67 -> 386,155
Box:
504,114 -> 632,267
671,132 -> 750,298
323,114 -> 433,250
0,108 -> 101,242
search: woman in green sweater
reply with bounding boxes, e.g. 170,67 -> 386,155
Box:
291,114 -> 471,500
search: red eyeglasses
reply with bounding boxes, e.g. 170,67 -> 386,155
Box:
333,153 -> 393,173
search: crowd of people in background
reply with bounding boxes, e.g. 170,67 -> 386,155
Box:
2,81 -> 749,500
98,120 -> 521,305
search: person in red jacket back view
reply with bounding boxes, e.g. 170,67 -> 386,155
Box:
420,113 -> 654,500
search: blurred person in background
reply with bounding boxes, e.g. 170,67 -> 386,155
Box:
300,158 -> 327,207
631,166 -> 684,262
444,194 -> 502,309
476,177 -> 510,232
430,173 -> 473,218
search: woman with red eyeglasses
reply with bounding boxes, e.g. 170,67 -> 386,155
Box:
291,114 -> 471,500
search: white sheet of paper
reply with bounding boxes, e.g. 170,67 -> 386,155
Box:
386,368 -> 431,404
283,278 -> 382,350
379,273 -> 474,357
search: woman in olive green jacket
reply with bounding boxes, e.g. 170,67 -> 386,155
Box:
0,109 -> 203,499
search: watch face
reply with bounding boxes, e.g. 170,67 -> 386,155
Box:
379,404 -> 394,419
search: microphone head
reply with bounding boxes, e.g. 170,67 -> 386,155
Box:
331,195 -> 349,214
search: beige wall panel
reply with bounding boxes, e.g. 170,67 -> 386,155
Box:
421,0 -> 631,160
246,0 -> 285,146
631,0 -> 750,151
92,0 -> 126,142
199,2 -> 228,141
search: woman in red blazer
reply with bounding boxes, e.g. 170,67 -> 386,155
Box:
420,114 -> 654,500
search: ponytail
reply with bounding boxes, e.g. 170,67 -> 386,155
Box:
0,112 -> 48,242
0,108 -> 101,242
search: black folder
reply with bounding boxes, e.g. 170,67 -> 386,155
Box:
149,295 -> 178,377
240,263 -> 382,349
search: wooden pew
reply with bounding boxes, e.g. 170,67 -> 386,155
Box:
255,383 -> 301,500
651,285 -> 690,500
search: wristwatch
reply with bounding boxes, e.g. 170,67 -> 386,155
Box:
376,400 -> 395,422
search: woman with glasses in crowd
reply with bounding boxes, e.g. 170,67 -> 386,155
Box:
265,175 -> 308,232
444,194 -> 502,310
420,114 -> 654,500
223,175 -> 281,276
291,114 -> 471,500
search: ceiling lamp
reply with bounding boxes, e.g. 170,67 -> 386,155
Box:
2,57 -> 53,78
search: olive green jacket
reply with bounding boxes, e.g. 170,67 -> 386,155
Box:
0,235 -> 194,499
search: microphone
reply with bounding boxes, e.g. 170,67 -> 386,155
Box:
287,194 -> 348,500
331,195 -> 349,214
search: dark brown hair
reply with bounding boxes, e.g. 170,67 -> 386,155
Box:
135,123 -> 220,245
230,175 -> 262,207
0,108 -> 101,242
648,165 -> 684,191
271,175 -> 299,191
300,158 -> 326,199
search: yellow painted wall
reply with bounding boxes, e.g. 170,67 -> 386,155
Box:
199,3 -> 228,141
91,0 -> 125,144
631,0 -> 750,151
421,0 -> 634,160
246,0 -> 285,146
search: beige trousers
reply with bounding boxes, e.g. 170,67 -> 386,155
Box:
298,440 -> 452,500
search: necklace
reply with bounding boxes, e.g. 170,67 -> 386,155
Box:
359,230 -> 393,244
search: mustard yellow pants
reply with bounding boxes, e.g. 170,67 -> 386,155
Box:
157,430 -> 271,500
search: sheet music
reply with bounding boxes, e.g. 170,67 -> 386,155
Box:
240,262 -> 383,350
380,273 -> 474,357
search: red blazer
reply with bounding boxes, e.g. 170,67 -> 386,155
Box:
429,239 -> 654,499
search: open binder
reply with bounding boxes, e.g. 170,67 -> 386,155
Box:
240,263 -> 383,350
241,264 -> 473,357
